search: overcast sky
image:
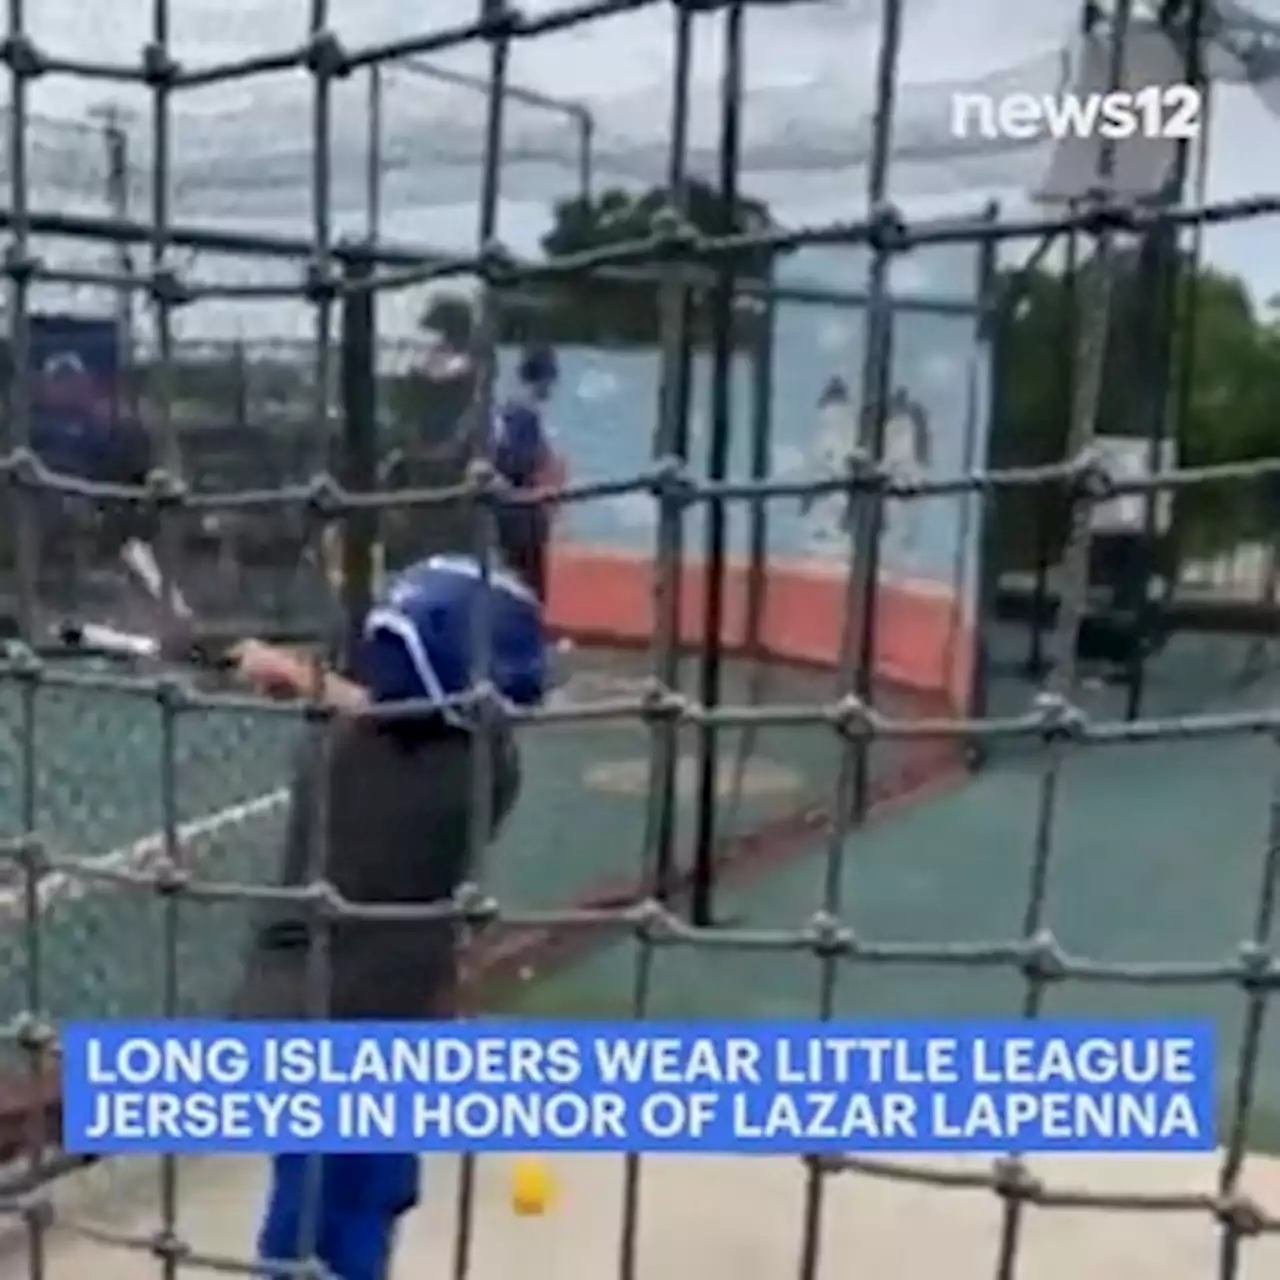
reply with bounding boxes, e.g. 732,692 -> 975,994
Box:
10,0 -> 1280,337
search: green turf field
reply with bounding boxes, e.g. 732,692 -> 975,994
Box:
6,629 -> 1274,1142
511,629 -> 1280,1145
0,648 -> 918,1031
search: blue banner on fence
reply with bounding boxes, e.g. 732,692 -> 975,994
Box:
28,314 -> 121,478
60,1020 -> 1216,1156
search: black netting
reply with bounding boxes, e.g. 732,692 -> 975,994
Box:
1,0 -> 1280,1275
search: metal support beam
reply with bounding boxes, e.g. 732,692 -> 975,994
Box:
338,251 -> 379,665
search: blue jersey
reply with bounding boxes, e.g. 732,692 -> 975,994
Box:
490,399 -> 554,580
491,399 -> 549,489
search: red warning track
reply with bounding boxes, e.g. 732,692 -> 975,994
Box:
547,545 -> 974,707
0,542 -> 968,1166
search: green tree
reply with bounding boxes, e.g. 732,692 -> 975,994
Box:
990,247 -> 1280,571
540,179 -> 770,259
409,182 -> 777,355
512,178 -> 775,348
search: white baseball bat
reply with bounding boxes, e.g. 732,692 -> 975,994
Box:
59,621 -> 159,659
120,537 -> 193,619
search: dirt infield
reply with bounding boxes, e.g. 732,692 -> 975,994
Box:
9,1150 -> 1280,1279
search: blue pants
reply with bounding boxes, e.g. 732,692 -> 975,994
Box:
258,1153 -> 421,1280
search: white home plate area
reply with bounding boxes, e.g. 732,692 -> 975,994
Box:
9,1150 -> 1280,1278
583,753 -> 804,800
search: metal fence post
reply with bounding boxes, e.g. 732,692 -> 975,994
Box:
92,105 -> 134,368
339,248 -> 379,664
573,105 -> 593,202
365,65 -> 382,245
690,0 -> 746,928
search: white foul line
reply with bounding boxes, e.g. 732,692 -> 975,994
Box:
0,789 -> 289,922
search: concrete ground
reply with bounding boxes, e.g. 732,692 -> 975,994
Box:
4,1149 -> 1279,1279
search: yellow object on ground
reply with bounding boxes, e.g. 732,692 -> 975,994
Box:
509,1155 -> 557,1216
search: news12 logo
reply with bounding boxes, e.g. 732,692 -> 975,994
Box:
950,85 -> 1203,142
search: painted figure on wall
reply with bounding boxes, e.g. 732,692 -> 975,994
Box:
799,379 -> 933,569
799,375 -> 857,558
878,387 -> 932,571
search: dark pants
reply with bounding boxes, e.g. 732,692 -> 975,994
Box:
508,533 -> 547,602
258,1152 -> 420,1280
498,507 -> 548,602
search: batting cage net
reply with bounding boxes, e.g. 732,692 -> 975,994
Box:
1,0 -> 1280,1274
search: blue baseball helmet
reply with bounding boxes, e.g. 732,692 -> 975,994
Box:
355,554 -> 547,720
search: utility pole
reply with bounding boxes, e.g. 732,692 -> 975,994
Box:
89,104 -> 134,374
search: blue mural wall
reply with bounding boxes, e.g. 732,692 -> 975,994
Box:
495,239 -> 992,618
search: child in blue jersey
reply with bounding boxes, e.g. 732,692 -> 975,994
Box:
232,552 -> 546,1280
492,344 -> 565,602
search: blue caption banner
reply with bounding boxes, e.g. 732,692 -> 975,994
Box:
60,1019 -> 1216,1156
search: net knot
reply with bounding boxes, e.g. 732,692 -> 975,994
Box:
10,1195 -> 53,1235
1019,929 -> 1067,984
144,467 -> 189,511
302,695 -> 339,725
1075,198 -> 1139,236
806,911 -> 854,959
153,673 -> 193,714
648,206 -> 699,251
139,42 -> 179,88
1,446 -> 43,491
465,457 -> 503,505
2,242 -> 39,285
648,457 -> 695,509
303,471 -> 346,522
670,0 -> 734,14
148,1231 -> 192,1266
9,1012 -> 56,1056
481,3 -> 523,39
1069,446 -> 1118,508
303,30 -> 349,80
148,267 -> 193,309
1236,941 -> 1278,993
0,35 -> 46,79
1032,692 -> 1087,742
301,877 -> 344,921
866,201 -> 909,255
464,678 -> 511,731
0,641 -> 42,683
148,856 -> 190,898
639,678 -> 686,724
841,447 -> 883,498
454,881 -> 499,928
1216,1191 -> 1270,1238
831,694 -> 875,741
303,259 -> 342,305
476,239 -> 518,286
0,833 -> 44,880
991,1156 -> 1042,1203
633,897 -> 676,941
